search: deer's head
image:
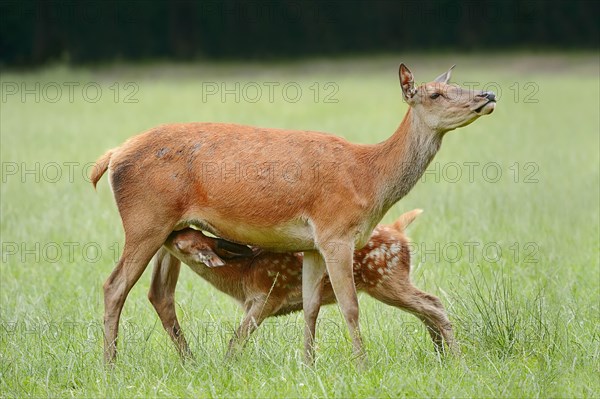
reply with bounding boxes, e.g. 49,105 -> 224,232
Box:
399,64 -> 496,134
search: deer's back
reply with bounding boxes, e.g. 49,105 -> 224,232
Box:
108,122 -> 379,249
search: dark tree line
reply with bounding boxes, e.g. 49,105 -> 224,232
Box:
1,0 -> 598,66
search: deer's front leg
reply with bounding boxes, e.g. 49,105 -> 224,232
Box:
320,239 -> 365,363
302,250 -> 326,364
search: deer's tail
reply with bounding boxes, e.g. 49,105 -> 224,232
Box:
90,149 -> 114,190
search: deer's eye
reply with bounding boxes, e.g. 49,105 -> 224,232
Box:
430,92 -> 441,99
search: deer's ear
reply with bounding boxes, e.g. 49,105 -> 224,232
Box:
399,64 -> 416,100
434,65 -> 455,84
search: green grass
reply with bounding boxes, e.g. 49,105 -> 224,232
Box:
1,53 -> 599,398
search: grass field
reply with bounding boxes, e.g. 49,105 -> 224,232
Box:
1,53 -> 599,398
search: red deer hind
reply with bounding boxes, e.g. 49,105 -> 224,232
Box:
91,64 -> 496,364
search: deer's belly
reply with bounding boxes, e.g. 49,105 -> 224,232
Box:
177,216 -> 316,252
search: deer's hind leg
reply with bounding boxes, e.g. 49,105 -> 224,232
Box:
103,218 -> 176,364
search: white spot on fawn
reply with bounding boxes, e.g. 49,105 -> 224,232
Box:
390,243 -> 401,254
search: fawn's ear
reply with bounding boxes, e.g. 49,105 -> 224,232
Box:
215,238 -> 254,259
399,64 -> 416,100
196,247 -> 226,267
434,65 -> 455,84
393,209 -> 423,231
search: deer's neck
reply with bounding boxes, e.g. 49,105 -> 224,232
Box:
374,108 -> 442,212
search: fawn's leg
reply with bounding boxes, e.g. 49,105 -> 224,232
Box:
148,248 -> 193,359
227,296 -> 279,357
370,283 -> 457,354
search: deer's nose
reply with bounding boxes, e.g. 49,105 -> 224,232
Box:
479,91 -> 496,101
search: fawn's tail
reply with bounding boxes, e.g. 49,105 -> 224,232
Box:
393,209 -> 423,232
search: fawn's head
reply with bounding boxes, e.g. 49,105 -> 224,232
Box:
399,64 -> 496,133
169,228 -> 254,268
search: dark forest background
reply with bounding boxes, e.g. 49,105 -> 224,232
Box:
1,0 -> 598,66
